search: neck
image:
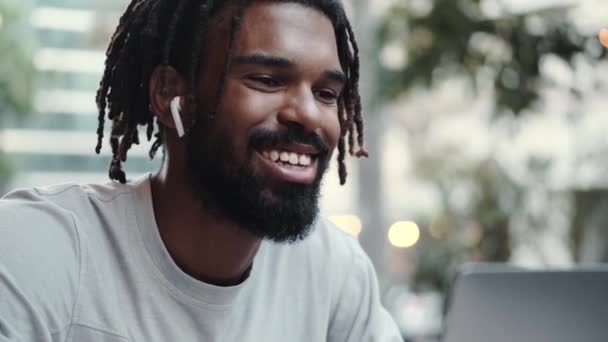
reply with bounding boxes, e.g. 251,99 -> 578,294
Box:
150,163 -> 261,287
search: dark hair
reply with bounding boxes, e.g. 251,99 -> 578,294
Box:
95,0 -> 367,185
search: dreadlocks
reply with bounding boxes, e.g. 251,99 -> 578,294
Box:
95,0 -> 367,185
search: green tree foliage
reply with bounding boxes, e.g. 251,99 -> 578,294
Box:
377,0 -> 607,292
0,0 -> 35,190
378,0 -> 606,115
0,0 -> 34,115
411,159 -> 523,293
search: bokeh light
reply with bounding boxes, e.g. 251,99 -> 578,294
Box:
388,221 -> 420,249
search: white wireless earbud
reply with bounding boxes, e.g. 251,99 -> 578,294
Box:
170,96 -> 185,138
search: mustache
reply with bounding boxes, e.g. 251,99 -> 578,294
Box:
248,128 -> 330,156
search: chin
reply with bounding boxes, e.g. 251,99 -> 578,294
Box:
185,128 -> 328,243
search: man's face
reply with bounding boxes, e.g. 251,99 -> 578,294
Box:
186,2 -> 343,242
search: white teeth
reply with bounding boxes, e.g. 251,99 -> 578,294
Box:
299,154 -> 311,166
270,150 -> 280,162
263,150 -> 313,166
289,153 -> 299,165
280,152 -> 290,162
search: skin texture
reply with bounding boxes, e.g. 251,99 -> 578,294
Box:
148,2 -> 343,286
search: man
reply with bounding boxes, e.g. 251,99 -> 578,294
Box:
0,0 -> 402,341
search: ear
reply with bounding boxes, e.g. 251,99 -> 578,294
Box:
149,65 -> 189,130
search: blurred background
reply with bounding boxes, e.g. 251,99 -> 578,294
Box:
1,0 -> 607,340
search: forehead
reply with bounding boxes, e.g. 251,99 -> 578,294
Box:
234,2 -> 341,69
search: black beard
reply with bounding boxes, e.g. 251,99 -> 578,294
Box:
185,125 -> 331,243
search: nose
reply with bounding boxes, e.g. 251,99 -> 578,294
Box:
277,85 -> 322,133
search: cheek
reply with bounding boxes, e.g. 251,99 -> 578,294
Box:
323,110 -> 341,150
211,81 -> 281,153
221,80 -> 280,126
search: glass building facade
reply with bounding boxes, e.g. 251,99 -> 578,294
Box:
3,0 -> 159,189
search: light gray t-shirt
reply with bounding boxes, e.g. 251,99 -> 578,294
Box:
0,175 -> 402,341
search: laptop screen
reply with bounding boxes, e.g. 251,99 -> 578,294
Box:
443,266 -> 608,342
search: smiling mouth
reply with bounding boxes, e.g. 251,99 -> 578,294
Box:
254,148 -> 320,184
261,149 -> 315,167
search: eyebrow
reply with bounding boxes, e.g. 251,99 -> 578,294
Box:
233,53 -> 295,68
233,52 -> 346,84
323,69 -> 346,85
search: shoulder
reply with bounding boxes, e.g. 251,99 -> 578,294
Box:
0,179 -> 136,273
304,217 -> 370,271
309,220 -> 403,340
1,180 -> 133,215
0,186 -> 86,332
1,180 -> 136,241
0,180 -> 131,252
0,181 -> 136,331
294,217 -> 376,301
0,185 -> 84,262
261,216 -> 371,286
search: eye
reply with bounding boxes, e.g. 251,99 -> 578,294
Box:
315,89 -> 339,104
250,75 -> 281,88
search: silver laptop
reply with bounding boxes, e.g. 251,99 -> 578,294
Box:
443,264 -> 608,342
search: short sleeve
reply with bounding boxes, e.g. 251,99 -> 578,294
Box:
0,189 -> 81,341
